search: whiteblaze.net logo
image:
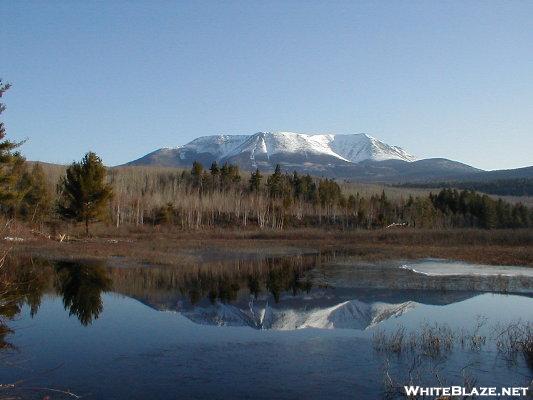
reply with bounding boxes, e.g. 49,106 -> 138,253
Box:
404,386 -> 529,397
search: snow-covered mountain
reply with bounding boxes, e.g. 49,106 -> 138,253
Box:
125,131 -> 488,181
127,131 -> 415,170
175,297 -> 417,331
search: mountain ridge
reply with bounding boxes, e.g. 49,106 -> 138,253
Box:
128,131 -> 416,169
124,131 -> 533,183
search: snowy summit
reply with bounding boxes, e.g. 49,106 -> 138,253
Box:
128,131 -> 415,171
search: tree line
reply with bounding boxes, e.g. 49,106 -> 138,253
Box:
0,81 -> 111,234
1,80 -> 532,234
398,178 -> 533,197
132,161 -> 531,230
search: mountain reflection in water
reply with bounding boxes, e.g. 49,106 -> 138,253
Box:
1,255 -> 532,400
1,254 -> 532,338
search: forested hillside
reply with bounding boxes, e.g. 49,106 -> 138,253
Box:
104,162 -> 532,230
3,157 -> 532,233
398,178 -> 533,197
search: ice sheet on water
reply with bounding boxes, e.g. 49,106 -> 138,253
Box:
400,260 -> 533,277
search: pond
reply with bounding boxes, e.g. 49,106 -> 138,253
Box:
1,255 -> 532,399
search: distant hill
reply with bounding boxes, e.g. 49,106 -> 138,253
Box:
334,162 -> 533,184
399,177 -> 533,197
457,166 -> 533,182
329,158 -> 482,183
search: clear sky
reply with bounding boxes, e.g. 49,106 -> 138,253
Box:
1,1 -> 532,170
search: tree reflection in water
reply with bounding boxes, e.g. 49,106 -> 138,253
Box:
55,261 -> 112,326
3,251 -> 532,343
1,258 -> 51,349
0,258 -> 113,350
262,259 -> 314,303
176,256 -> 315,305
1,254 -> 317,346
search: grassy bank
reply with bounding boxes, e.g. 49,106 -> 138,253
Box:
2,226 -> 532,267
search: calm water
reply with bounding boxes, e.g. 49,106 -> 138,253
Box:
1,256 -> 532,399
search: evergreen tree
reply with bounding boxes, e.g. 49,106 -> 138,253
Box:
249,168 -> 262,192
301,175 -> 318,203
266,164 -> 283,198
227,164 -> 241,184
0,80 -> 25,210
57,152 -> 113,235
479,195 -> 497,229
209,161 -> 219,176
318,179 -> 341,208
17,163 -> 51,223
191,161 -> 203,188
291,171 -> 302,198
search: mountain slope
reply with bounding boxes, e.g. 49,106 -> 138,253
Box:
459,166 -> 533,182
127,135 -> 249,168
329,134 -> 414,162
126,131 -> 415,169
124,130 -> 533,183
330,158 -> 482,183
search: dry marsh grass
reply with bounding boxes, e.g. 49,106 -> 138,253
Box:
374,319 -> 532,399
373,323 -> 461,359
2,225 -> 532,267
495,321 -> 533,368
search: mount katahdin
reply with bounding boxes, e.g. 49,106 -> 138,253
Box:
126,131 -> 523,183
129,132 -> 414,166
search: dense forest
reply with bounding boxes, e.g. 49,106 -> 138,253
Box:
4,155 -> 533,233
398,178 -> 533,197
104,162 -> 533,230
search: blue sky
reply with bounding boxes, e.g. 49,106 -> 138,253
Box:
2,1 -> 532,170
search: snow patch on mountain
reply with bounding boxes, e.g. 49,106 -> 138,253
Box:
328,134 -> 415,163
168,134 -> 249,158
225,132 -> 351,162
165,131 -> 415,163
127,131 -> 420,171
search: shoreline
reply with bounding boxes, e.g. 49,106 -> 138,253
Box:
3,228 -> 532,267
